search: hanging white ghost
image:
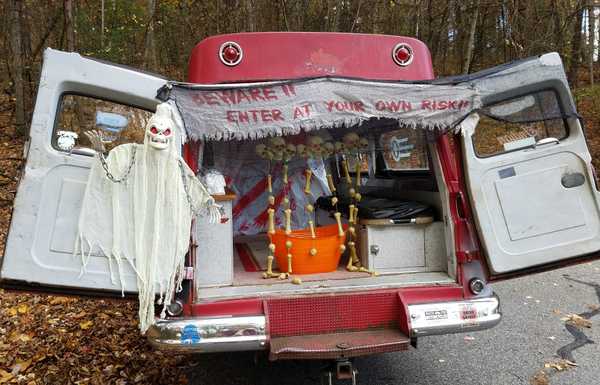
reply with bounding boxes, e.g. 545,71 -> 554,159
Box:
75,102 -> 220,333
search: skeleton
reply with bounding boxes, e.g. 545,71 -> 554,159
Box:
260,137 -> 297,279
340,132 -> 375,275
256,143 -> 275,205
77,102 -> 221,333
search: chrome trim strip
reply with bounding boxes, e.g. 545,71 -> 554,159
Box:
146,315 -> 267,353
408,295 -> 501,337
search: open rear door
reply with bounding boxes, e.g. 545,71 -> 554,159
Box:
1,49 -> 166,292
461,54 -> 600,277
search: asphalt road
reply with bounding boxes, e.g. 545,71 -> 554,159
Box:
188,261 -> 600,385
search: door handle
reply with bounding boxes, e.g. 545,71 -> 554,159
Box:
561,172 -> 586,188
535,137 -> 559,148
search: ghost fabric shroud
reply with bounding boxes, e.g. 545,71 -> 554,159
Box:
75,103 -> 218,333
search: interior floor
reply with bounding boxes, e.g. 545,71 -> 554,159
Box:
195,231 -> 454,302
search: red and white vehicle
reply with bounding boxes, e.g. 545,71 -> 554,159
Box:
2,33 -> 600,377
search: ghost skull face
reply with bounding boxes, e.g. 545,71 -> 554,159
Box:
145,104 -> 177,151
146,123 -> 172,150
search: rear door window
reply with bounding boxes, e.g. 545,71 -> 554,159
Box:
472,91 -> 567,157
53,94 -> 152,154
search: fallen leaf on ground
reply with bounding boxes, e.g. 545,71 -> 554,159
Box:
530,370 -> 549,385
0,369 -> 13,384
49,297 -> 73,305
544,359 -> 578,372
560,314 -> 592,328
11,358 -> 32,375
586,304 -> 600,311
79,320 -> 93,330
17,304 -> 28,314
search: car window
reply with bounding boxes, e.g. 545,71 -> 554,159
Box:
472,91 -> 567,157
53,94 -> 152,154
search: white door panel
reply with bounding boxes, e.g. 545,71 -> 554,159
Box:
1,49 -> 166,292
463,115 -> 600,274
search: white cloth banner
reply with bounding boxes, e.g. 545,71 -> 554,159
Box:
164,77 -> 481,141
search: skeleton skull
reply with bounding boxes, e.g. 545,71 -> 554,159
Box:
322,142 -> 335,158
296,144 -> 309,159
359,137 -> 369,151
145,104 -> 175,150
256,143 -> 273,160
342,132 -> 360,152
269,137 -> 286,161
307,136 -> 324,158
284,143 -> 296,162
334,141 -> 346,154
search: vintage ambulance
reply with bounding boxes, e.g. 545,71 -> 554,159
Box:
2,32 -> 600,381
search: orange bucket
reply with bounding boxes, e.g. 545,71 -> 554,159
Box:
269,223 -> 347,274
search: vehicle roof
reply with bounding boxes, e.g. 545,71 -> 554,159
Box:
187,32 -> 434,84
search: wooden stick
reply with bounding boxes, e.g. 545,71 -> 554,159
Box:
348,204 -> 356,224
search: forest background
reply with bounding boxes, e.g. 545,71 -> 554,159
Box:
2,1 -> 600,384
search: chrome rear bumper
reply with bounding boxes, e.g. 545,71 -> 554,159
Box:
146,315 -> 267,353
407,295 -> 501,337
147,295 -> 501,353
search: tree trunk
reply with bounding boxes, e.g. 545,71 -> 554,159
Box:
246,0 -> 256,32
589,1 -> 595,86
9,0 -> 25,136
568,1 -> 585,86
64,0 -> 75,51
462,0 -> 480,74
144,0 -> 158,71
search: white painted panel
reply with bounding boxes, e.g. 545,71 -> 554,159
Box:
369,226 -> 425,270
50,178 -> 87,253
359,222 -> 447,275
495,166 -> 585,241
195,200 -> 234,287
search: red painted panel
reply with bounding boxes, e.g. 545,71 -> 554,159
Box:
188,298 -> 263,317
188,32 -> 434,84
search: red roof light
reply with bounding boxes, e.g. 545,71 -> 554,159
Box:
219,41 -> 243,66
392,43 -> 413,67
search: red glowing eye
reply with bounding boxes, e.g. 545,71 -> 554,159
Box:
150,126 -> 158,134
392,43 -> 413,66
219,41 -> 243,66
163,128 -> 171,136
